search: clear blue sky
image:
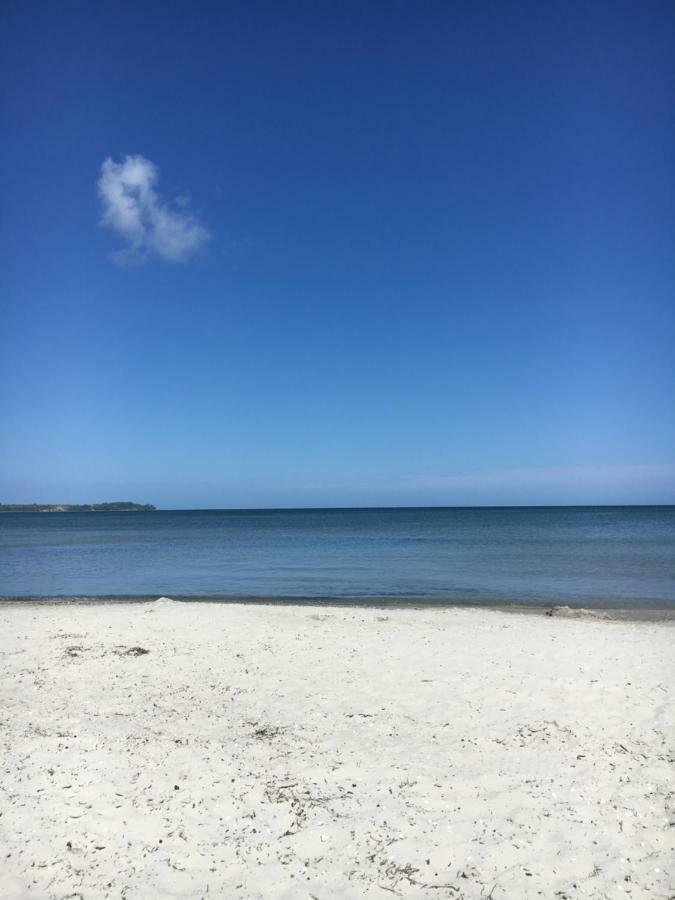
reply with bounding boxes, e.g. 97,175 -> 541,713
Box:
2,0 -> 674,508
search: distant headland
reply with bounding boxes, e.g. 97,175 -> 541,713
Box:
0,502 -> 156,513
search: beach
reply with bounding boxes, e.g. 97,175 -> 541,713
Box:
0,600 -> 672,899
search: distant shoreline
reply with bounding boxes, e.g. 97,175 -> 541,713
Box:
0,502 -> 156,513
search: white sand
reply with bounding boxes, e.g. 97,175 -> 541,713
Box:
0,601 -> 672,899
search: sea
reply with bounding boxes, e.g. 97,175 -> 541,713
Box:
0,506 -> 674,608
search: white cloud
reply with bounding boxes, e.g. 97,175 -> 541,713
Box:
98,155 -> 210,263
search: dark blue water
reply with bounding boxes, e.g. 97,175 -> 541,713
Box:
1,506 -> 674,607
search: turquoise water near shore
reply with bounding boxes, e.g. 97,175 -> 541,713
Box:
0,506 -> 673,607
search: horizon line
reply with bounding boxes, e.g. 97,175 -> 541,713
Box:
5,502 -> 674,513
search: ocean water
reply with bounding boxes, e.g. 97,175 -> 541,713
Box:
0,506 -> 674,607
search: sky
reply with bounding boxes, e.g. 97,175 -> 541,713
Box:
1,0 -> 674,508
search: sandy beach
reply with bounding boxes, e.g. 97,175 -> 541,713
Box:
0,600 -> 672,900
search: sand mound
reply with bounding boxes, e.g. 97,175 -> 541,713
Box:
545,605 -> 613,619
145,596 -> 176,612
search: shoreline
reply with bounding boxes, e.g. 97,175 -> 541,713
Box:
1,594 -> 675,621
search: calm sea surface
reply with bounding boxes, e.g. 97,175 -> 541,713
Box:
0,506 -> 674,607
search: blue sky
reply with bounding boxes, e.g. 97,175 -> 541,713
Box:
1,0 -> 674,507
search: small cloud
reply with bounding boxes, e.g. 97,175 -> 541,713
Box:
98,154 -> 210,263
